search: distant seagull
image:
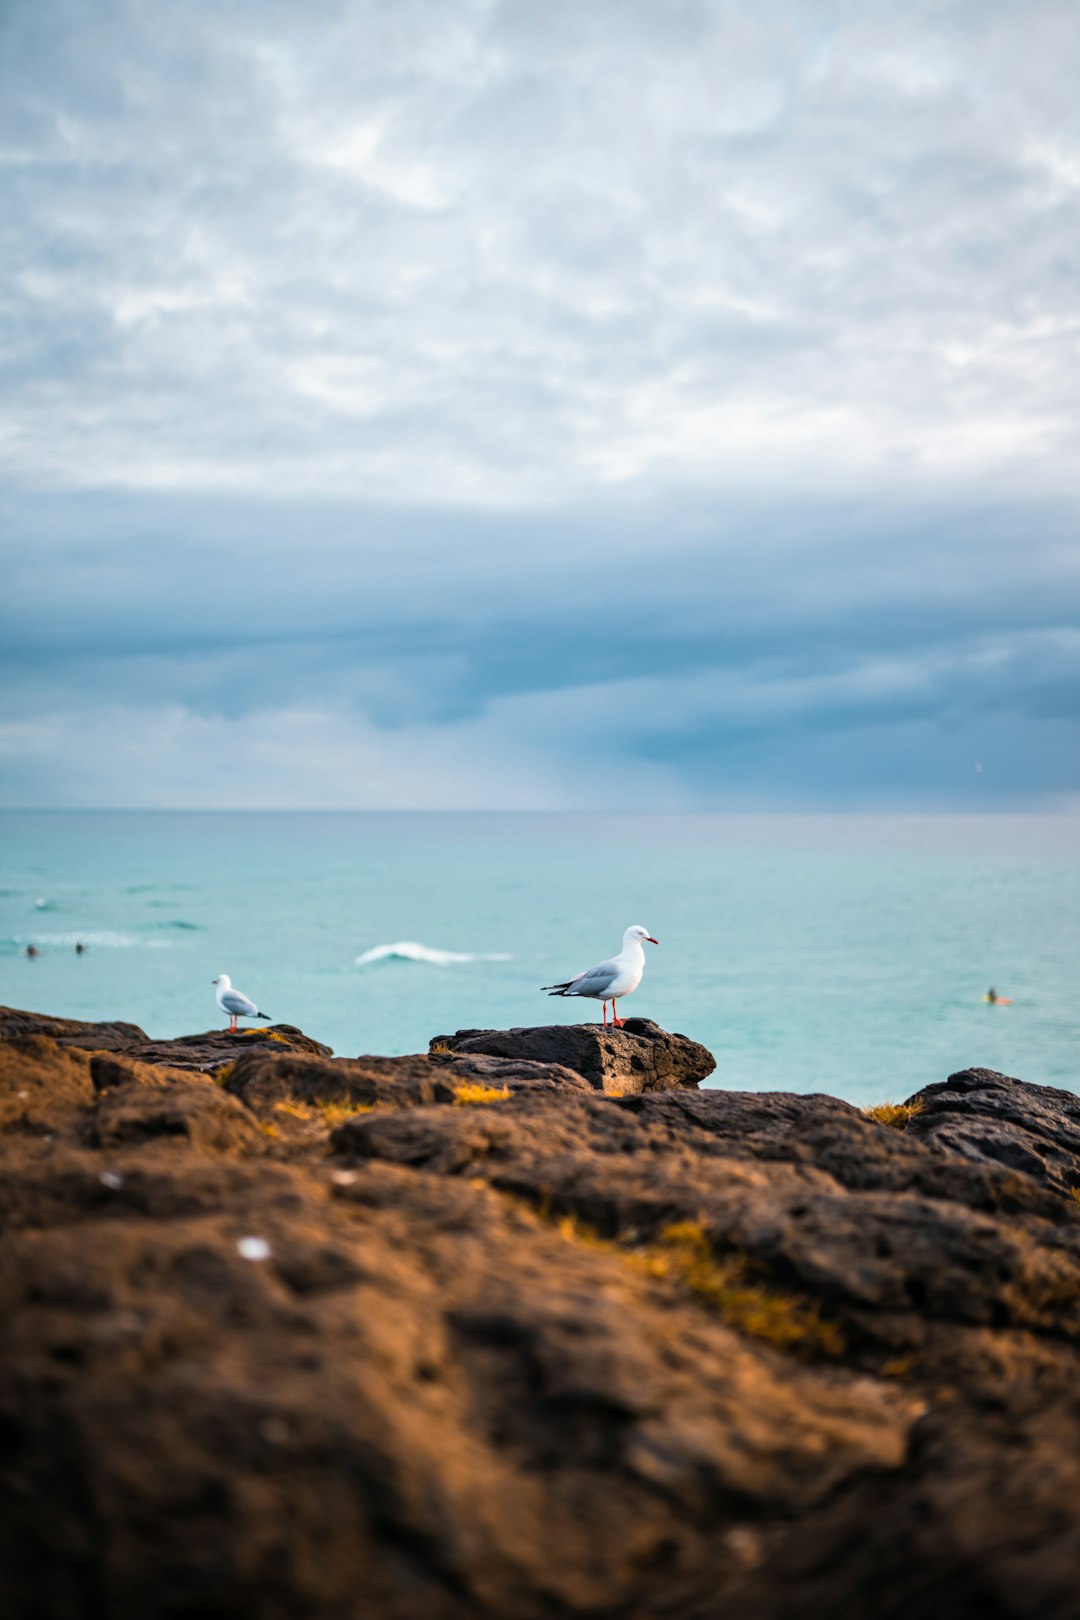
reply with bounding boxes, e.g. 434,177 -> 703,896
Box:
211,974 -> 269,1033
542,925 -> 659,1027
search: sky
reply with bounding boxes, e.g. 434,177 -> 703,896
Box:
2,0 -> 1079,809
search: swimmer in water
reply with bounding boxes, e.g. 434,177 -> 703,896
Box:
26,944 -> 39,958
983,987 -> 1012,1005
75,942 -> 87,954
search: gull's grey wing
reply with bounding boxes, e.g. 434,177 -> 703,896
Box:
221,988 -> 260,1017
565,957 -> 621,996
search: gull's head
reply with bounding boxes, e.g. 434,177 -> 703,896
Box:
211,974 -> 231,987
625,925 -> 659,946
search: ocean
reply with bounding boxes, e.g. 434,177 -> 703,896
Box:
1,811 -> 1077,1107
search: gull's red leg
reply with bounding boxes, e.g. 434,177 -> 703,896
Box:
612,998 -> 624,1028
602,1001 -> 608,1026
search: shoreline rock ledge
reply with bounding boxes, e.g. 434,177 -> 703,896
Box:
429,1017 -> 716,1094
4,1002 -> 1080,1620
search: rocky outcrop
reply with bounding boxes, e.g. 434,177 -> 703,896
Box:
906,1065 -> 1080,1197
0,1004 -> 151,1051
0,1004 -> 331,1072
114,1025 -> 334,1073
224,1047 -> 593,1118
429,1017 -> 716,1094
1,1011 -> 1080,1619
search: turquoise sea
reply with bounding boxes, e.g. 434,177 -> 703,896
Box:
1,811 -> 1077,1106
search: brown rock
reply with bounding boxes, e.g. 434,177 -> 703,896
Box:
91,1079 -> 264,1156
0,1004 -> 149,1051
429,1017 -> 716,1094
2,1016 -> 1080,1619
225,1047 -> 592,1117
90,1052 -> 176,1091
0,1003 -> 332,1075
114,1024 -> 333,1074
0,1035 -> 93,1132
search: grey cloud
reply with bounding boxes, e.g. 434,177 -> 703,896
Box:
2,0 -> 1079,805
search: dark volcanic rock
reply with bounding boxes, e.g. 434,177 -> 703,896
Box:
225,1048 -> 592,1117
116,1025 -> 333,1074
906,1065 -> 1080,1197
429,1017 -> 716,1094
3,1005 -> 1080,1620
0,1005 -> 331,1073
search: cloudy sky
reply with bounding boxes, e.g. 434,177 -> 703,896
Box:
2,0 -> 1079,808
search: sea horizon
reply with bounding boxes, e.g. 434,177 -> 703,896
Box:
3,808 -> 1078,1106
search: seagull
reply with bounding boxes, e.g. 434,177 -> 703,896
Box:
211,974 -> 269,1033
542,925 -> 659,1027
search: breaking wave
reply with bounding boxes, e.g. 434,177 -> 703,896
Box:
354,941 -> 512,968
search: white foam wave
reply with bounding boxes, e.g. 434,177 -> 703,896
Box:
354,940 -> 512,968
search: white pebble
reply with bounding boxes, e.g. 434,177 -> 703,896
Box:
237,1236 -> 272,1262
100,1171 -> 124,1191
331,1169 -> 358,1187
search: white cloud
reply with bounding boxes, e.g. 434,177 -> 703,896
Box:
1,0 -> 1079,503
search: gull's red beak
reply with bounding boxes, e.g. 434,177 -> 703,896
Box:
647,936 -> 659,945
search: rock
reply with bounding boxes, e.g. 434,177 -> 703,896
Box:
89,1052 -> 175,1092
905,1066 -> 1080,1197
225,1047 -> 592,1118
91,1079 -> 265,1156
2,1011 -> 1080,1619
110,1025 -> 333,1074
429,1018 -> 716,1094
0,1004 -> 331,1073
0,1004 -> 149,1051
0,1035 -> 93,1131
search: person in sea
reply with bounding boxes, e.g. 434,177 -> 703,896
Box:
25,945 -> 39,958
983,986 -> 1013,1005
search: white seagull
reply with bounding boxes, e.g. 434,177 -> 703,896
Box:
211,974 -> 269,1033
542,924 -> 659,1028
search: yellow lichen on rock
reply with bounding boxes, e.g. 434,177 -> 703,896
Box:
453,1083 -> 511,1105
547,1209 -> 843,1357
273,1097 -> 374,1128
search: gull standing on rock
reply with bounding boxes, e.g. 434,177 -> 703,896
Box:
542,925 -> 659,1027
211,974 -> 269,1033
